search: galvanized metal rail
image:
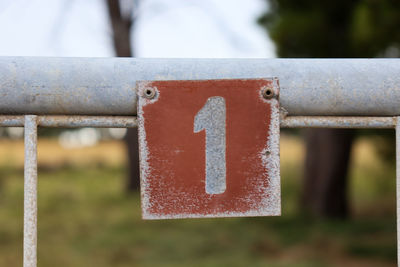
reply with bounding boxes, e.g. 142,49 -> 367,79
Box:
23,116 -> 37,267
0,57 -> 399,266
0,115 -> 395,129
1,57 -> 400,116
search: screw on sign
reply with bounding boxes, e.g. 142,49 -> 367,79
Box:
137,79 -> 281,219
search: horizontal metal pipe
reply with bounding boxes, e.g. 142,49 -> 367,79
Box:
0,115 -> 395,129
0,115 -> 25,127
280,116 -> 396,129
1,57 -> 400,116
39,115 -> 137,128
0,115 -> 137,128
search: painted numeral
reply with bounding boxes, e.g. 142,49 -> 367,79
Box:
194,96 -> 226,194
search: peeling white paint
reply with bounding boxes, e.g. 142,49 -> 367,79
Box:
137,81 -> 159,219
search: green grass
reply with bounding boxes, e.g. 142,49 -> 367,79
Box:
0,137 -> 397,266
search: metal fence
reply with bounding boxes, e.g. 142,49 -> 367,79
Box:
1,57 -> 400,267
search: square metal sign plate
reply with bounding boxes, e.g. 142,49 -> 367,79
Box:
137,79 -> 281,219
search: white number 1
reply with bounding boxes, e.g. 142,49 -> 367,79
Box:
194,96 -> 226,194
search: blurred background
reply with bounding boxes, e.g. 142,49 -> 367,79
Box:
0,0 -> 399,266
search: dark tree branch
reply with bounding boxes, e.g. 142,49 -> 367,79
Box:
106,0 -> 133,57
106,0 -> 140,192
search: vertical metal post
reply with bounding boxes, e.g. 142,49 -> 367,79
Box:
24,115 -> 38,267
396,117 -> 400,265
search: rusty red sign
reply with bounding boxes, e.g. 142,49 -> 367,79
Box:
137,79 -> 281,219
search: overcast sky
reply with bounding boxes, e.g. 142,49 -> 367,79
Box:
0,0 -> 275,58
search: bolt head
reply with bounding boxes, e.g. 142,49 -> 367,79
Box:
262,86 -> 274,99
143,87 -> 156,99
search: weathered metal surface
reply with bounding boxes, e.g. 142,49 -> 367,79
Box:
38,115 -> 137,128
281,116 -> 396,129
24,115 -> 38,267
1,57 -> 400,116
396,117 -> 400,263
0,57 -> 138,115
0,115 -> 396,129
0,115 -> 25,126
0,115 -> 137,128
138,79 -> 281,219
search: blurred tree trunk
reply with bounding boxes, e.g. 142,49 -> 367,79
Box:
302,129 -> 354,218
106,0 -> 140,192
